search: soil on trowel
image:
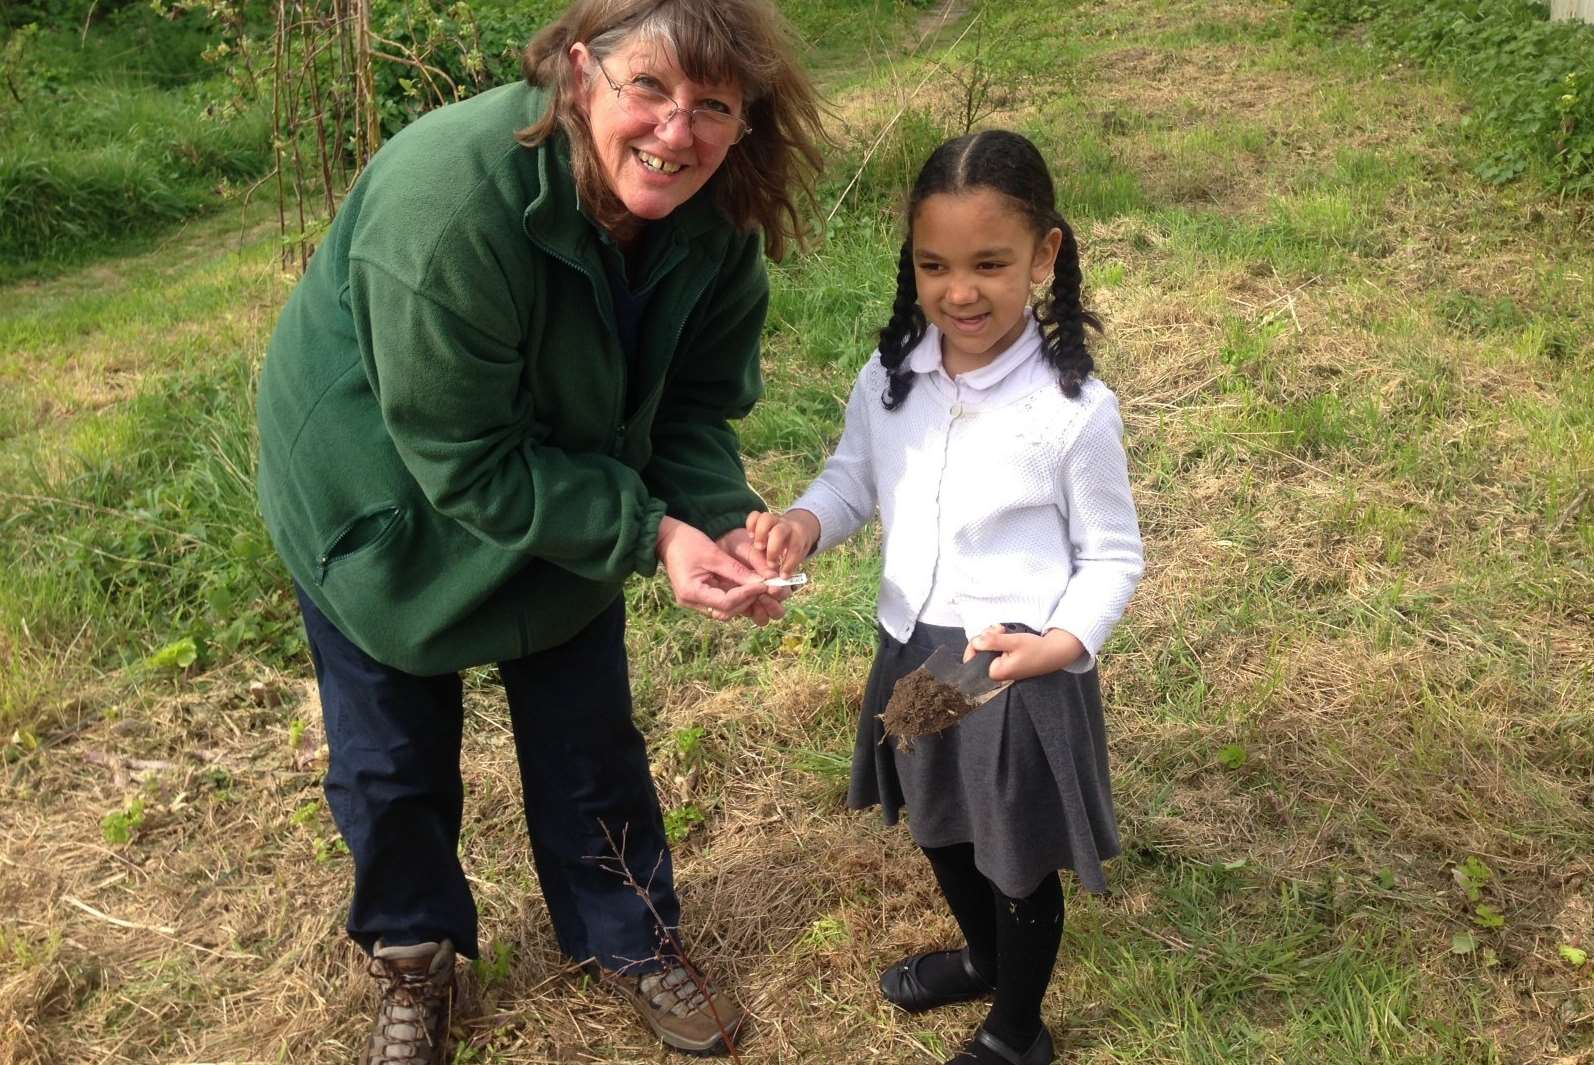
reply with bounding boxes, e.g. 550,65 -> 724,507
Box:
881,669 -> 977,750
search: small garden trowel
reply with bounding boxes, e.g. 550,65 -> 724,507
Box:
917,644 -> 1011,707
882,625 -> 1036,745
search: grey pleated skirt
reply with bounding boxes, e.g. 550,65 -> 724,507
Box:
848,621 -> 1120,898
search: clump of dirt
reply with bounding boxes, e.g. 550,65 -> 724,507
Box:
881,671 -> 975,749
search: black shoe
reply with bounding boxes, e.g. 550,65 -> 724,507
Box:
878,948 -> 993,1013
945,1024 -> 1055,1065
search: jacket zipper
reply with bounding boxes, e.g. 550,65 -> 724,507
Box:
526,233 -> 713,460
525,234 -> 630,443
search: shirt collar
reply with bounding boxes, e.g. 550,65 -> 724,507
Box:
904,316 -> 1045,390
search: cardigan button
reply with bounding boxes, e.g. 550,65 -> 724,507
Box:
950,402 -> 964,418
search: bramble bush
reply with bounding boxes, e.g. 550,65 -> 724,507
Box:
367,0 -> 559,136
1293,0 -> 1594,195
0,0 -> 565,272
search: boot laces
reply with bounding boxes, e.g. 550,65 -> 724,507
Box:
641,960 -> 713,1018
368,957 -> 450,1058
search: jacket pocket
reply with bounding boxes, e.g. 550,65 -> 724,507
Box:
313,503 -> 405,585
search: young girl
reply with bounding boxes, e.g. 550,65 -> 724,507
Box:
748,130 -> 1143,1065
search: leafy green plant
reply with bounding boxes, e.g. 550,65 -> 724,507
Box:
1452,855 -> 1492,903
365,0 -> 548,137
314,836 -> 350,862
101,798 -> 146,845
0,926 -> 60,968
1216,742 -> 1249,770
672,725 -> 707,766
1448,856 -> 1507,941
662,804 -> 705,844
203,767 -> 235,796
471,940 -> 514,989
798,914 -> 850,949
145,637 -> 200,674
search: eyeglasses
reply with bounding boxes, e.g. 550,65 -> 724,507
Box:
595,60 -> 751,147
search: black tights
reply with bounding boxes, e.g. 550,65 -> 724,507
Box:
922,842 -> 1064,1049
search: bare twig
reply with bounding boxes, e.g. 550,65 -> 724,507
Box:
62,895 -> 176,935
273,0 -> 289,269
78,0 -> 99,45
1551,486 -> 1589,536
81,749 -> 177,774
367,30 -> 460,103
593,820 -> 743,1063
62,896 -> 262,961
825,9 -> 985,226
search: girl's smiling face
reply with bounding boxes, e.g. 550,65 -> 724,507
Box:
911,189 -> 1062,372
571,36 -> 744,231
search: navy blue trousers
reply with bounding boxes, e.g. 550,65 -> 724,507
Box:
297,585 -> 680,970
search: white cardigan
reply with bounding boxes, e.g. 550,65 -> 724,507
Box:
791,319 -> 1143,672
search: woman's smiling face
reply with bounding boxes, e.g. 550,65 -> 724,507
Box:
571,35 -> 744,228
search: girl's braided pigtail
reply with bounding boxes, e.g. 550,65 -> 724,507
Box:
876,239 -> 926,410
1035,217 -> 1100,399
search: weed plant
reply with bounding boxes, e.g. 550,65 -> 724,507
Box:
1292,0 -> 1594,194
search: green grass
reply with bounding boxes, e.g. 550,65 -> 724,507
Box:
0,6 -> 275,279
1290,0 -> 1594,196
0,215 -> 298,727
1072,859 -> 1492,1063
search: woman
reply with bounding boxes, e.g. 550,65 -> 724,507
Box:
254,1 -> 824,1059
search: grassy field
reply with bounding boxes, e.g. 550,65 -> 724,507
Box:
2,0 -> 1592,1061
0,3 -> 275,282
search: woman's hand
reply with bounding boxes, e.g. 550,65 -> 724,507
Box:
963,625 -> 1086,683
744,508 -> 819,577
657,516 -> 770,623
715,527 -> 789,626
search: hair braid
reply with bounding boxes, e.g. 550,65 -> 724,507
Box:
875,129 -> 1104,409
1035,216 -> 1100,398
876,239 -> 926,410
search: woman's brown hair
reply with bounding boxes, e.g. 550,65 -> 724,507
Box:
519,0 -> 826,261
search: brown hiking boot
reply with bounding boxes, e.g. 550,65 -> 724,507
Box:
599,957 -> 745,1055
360,939 -> 457,1064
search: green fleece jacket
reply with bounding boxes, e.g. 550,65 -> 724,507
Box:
256,81 -> 768,674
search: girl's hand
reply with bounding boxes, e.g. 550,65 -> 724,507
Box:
657,516 -> 768,623
744,508 -> 819,577
964,625 -> 1086,682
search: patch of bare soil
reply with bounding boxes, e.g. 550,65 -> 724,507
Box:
913,0 -> 967,47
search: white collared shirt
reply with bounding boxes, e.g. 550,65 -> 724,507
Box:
791,318 -> 1143,671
